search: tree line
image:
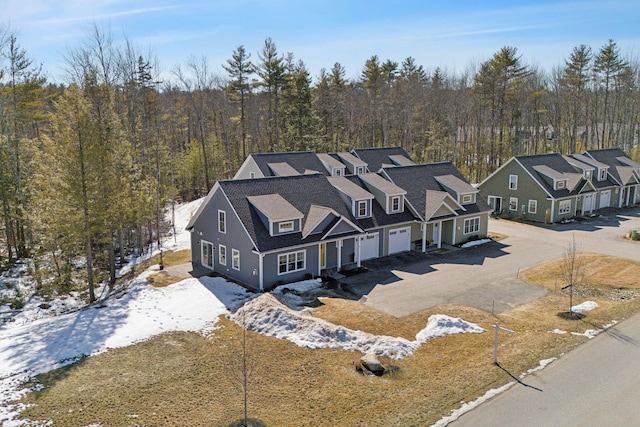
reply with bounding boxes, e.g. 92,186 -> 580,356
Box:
0,24 -> 638,301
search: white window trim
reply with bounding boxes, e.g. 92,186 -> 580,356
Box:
334,168 -> 343,176
528,199 -> 537,214
218,210 -> 226,234
357,200 -> 368,217
463,217 -> 480,234
218,244 -> 227,266
556,180 -> 566,190
278,250 -> 306,275
278,221 -> 294,233
201,240 -> 214,268
462,194 -> 473,204
509,174 -> 518,190
390,195 -> 402,213
356,166 -> 365,174
509,197 -> 518,211
558,199 -> 571,215
232,249 -> 240,271
599,168 -> 607,181
249,171 -> 255,179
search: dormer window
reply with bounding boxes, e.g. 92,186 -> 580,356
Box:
356,166 -> 366,175
461,194 -> 474,204
556,180 -> 566,190
357,200 -> 368,218
391,196 -> 401,213
335,168 -> 343,176
599,168 -> 607,181
584,170 -> 592,180
278,221 -> 294,233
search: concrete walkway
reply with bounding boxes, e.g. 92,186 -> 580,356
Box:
340,209 -> 640,317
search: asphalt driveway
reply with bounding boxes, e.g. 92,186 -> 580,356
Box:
339,209 -> 640,317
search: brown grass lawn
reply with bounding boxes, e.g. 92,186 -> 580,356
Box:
16,254 -> 640,426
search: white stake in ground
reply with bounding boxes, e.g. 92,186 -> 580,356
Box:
493,322 -> 514,365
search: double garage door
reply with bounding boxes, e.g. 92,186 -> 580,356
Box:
359,227 -> 411,261
388,227 -> 411,255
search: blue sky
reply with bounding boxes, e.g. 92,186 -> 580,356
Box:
4,0 -> 640,83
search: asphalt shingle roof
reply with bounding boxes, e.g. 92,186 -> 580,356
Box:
343,175 -> 417,229
382,162 -> 491,219
250,151 -> 328,177
515,153 -> 596,198
585,148 -> 639,186
352,147 -> 413,172
219,174 -> 359,252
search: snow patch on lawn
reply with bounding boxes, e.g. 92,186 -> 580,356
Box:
571,301 -> 598,313
231,293 -> 420,359
416,314 -> 486,343
231,294 -> 485,360
550,329 -> 567,334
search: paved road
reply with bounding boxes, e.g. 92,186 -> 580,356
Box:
346,210 -> 640,317
449,310 -> 640,427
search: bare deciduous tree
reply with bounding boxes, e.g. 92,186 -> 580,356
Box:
561,234 -> 583,315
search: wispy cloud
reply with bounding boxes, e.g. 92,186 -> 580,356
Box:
34,5 -> 180,26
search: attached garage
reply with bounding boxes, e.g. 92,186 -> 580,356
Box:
359,232 -> 379,261
599,190 -> 611,208
388,226 -> 411,255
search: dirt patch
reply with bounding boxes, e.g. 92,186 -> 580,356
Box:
146,271 -> 183,288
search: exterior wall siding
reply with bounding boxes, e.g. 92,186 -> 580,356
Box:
190,188 -> 260,289
234,158 -> 264,179
262,245 -> 319,290
454,213 -> 490,245
479,160 -> 553,223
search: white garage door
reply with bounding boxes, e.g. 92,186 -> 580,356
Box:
359,233 -> 379,261
388,227 -> 411,255
582,193 -> 594,213
599,190 -> 611,208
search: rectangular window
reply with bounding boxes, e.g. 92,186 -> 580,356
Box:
599,169 -> 607,181
528,199 -> 537,214
232,249 -> 240,271
509,174 -> 518,190
218,210 -> 226,233
357,200 -> 368,217
464,217 -> 480,234
584,170 -> 592,180
356,166 -> 365,174
509,197 -> 518,211
391,196 -> 401,212
335,168 -> 342,176
218,244 -> 227,265
249,172 -> 255,179
278,250 -> 305,275
201,241 -> 214,268
558,199 -> 571,215
556,180 -> 566,190
278,221 -> 294,233
462,194 -> 473,204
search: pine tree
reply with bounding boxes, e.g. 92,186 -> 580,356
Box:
593,39 -> 629,148
257,38 -> 285,152
561,45 -> 593,151
223,45 -> 255,159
